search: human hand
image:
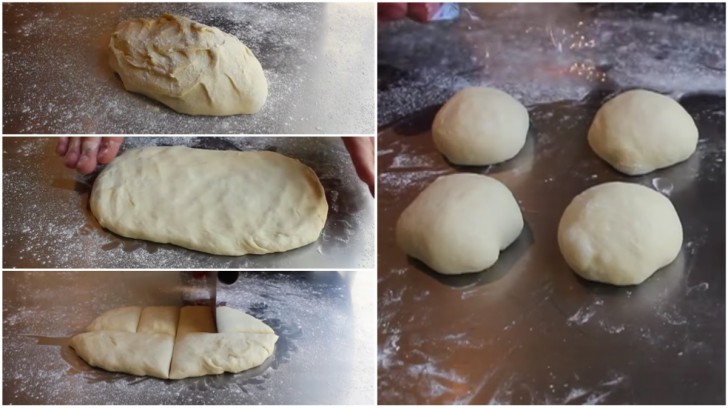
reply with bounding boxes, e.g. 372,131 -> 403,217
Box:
56,137 -> 124,174
342,137 -> 375,197
378,3 -> 443,23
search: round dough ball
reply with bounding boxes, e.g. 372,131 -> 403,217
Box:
558,182 -> 683,286
109,14 -> 268,116
432,87 -> 530,166
588,89 -> 698,175
396,173 -> 524,275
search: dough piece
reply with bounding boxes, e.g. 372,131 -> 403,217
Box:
138,306 -> 179,336
558,182 -> 683,286
432,87 -> 530,165
396,173 -> 524,275
216,305 -> 275,334
588,89 -> 698,175
71,332 -> 174,379
90,146 -> 328,256
70,306 -> 278,379
109,14 -> 268,115
169,332 -> 278,380
85,306 -> 141,333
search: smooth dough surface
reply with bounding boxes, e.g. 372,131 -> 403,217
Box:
396,173 -> 524,275
70,305 -> 278,380
432,87 -> 530,165
109,14 -> 268,116
558,182 -> 683,286
588,89 -> 698,175
90,146 -> 328,256
85,306 -> 141,333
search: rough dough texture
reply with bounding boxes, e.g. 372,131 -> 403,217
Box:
396,173 -> 524,275
109,14 -> 268,116
588,89 -> 698,175
558,182 -> 683,286
70,305 -> 278,380
432,87 -> 530,165
90,146 -> 328,256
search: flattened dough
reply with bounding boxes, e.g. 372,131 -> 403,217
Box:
109,14 -> 268,116
90,146 -> 328,256
70,305 -> 278,380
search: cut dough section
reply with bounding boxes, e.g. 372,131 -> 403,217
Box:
216,306 -> 275,334
90,146 -> 328,256
109,14 -> 268,116
85,306 -> 141,333
71,332 -> 174,379
169,332 -> 278,380
70,306 -> 277,379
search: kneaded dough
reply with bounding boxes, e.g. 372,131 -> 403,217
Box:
588,89 -> 698,175
432,87 -> 530,165
109,14 -> 268,116
90,146 -> 328,256
85,306 -> 141,333
396,173 -> 524,275
70,305 -> 278,380
558,182 -> 683,286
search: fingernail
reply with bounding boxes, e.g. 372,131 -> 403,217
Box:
78,154 -> 89,164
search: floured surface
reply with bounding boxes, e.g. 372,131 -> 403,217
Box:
377,94 -> 725,402
3,2 -> 374,134
3,137 -> 374,269
3,271 -> 376,404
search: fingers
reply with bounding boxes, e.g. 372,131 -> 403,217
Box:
60,137 -> 123,174
56,137 -> 69,156
64,137 -> 82,169
97,137 -> 124,164
76,137 -> 102,175
343,137 -> 375,197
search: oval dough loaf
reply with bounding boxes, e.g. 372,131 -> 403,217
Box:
70,305 -> 278,380
588,89 -> 698,175
109,14 -> 268,115
396,173 -> 524,275
90,146 -> 328,256
558,182 -> 683,286
432,87 -> 530,165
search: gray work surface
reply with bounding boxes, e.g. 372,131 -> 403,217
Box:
2,271 -> 376,404
3,2 -> 375,134
3,137 -> 375,269
377,4 -> 725,405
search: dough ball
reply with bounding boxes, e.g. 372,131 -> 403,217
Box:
396,173 -> 523,275
558,182 -> 683,286
588,89 -> 698,175
109,14 -> 268,116
432,87 -> 530,165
